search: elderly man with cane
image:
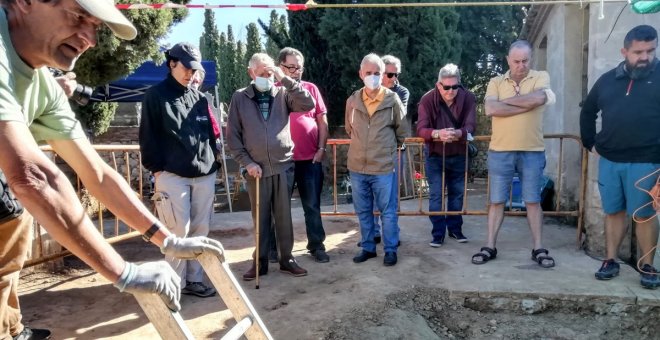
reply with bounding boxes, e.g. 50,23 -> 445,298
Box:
227,53 -> 315,283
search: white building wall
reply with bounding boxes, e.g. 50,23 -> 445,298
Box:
528,5 -> 585,214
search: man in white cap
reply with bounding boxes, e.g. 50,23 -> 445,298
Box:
0,1 -> 225,339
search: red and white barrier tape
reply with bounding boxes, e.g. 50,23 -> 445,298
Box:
115,3 -> 308,11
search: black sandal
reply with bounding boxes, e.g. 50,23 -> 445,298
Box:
471,247 -> 497,265
532,248 -> 555,268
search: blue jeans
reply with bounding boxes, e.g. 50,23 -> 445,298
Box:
373,151 -> 405,236
426,155 -> 466,241
294,160 -> 326,251
350,171 -> 400,253
488,151 -> 546,204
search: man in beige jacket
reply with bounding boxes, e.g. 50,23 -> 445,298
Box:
345,53 -> 408,267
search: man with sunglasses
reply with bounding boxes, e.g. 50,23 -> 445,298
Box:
381,55 -> 410,111
0,1 -> 226,339
346,54 -> 408,267
272,47 -> 330,263
417,64 -> 476,248
472,40 -> 556,268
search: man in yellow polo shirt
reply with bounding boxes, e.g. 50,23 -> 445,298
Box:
345,53 -> 407,267
471,40 -> 556,268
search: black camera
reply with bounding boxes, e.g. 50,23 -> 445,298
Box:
70,83 -> 94,106
48,68 -> 94,106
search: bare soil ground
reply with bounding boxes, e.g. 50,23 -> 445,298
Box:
17,186 -> 660,339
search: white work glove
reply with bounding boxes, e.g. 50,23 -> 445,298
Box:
114,261 -> 181,311
160,235 -> 225,262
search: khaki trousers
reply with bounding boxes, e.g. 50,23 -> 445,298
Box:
0,212 -> 33,339
155,171 -> 216,285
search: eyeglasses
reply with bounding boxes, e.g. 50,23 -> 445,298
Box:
281,64 -> 304,72
439,83 -> 460,91
386,72 -> 399,79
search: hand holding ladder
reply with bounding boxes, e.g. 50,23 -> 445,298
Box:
133,251 -> 273,340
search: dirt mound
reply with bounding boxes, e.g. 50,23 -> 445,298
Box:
323,287 -> 659,340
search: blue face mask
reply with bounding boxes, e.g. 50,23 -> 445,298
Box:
363,74 -> 382,90
254,76 -> 274,92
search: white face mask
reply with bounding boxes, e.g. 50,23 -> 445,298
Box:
254,76 -> 274,92
363,74 -> 382,90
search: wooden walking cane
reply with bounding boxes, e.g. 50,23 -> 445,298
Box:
255,176 -> 260,289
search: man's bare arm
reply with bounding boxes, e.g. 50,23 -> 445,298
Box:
484,96 -> 530,117
0,121 -> 125,282
313,113 -> 329,163
317,113 -> 329,147
48,137 -> 171,246
501,89 -> 547,110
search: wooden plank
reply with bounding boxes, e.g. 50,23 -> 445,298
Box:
133,292 -> 195,340
198,252 -> 274,340
221,317 -> 253,340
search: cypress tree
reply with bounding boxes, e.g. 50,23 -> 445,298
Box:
235,40 -> 249,88
263,10 -> 289,59
200,9 -> 222,66
245,23 -> 264,64
457,4 -> 525,96
316,0 -> 461,127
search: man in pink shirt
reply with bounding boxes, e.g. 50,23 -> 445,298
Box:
274,47 -> 330,263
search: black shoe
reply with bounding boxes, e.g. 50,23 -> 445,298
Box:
182,281 -> 216,297
353,250 -> 377,263
383,252 -> 397,266
640,264 -> 660,289
268,250 -> 279,263
595,259 -> 619,280
311,249 -> 330,263
429,236 -> 445,248
13,327 -> 51,340
448,231 -> 468,243
374,235 -> 381,244
280,259 -> 308,277
242,263 -> 268,281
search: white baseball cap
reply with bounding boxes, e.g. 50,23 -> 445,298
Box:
75,0 -> 137,40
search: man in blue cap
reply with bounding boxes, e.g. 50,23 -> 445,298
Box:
140,42 -> 220,298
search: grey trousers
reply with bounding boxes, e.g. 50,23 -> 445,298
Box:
246,166 -> 295,265
156,171 -> 216,285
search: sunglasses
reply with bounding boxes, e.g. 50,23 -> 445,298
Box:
386,72 -> 399,79
439,83 -> 460,91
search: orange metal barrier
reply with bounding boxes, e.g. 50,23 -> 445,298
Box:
25,134 -> 588,267
324,134 -> 588,247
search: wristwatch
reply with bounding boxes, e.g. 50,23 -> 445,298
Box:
142,223 -> 161,242
318,147 -> 326,152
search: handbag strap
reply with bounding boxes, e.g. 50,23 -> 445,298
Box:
437,100 -> 461,130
